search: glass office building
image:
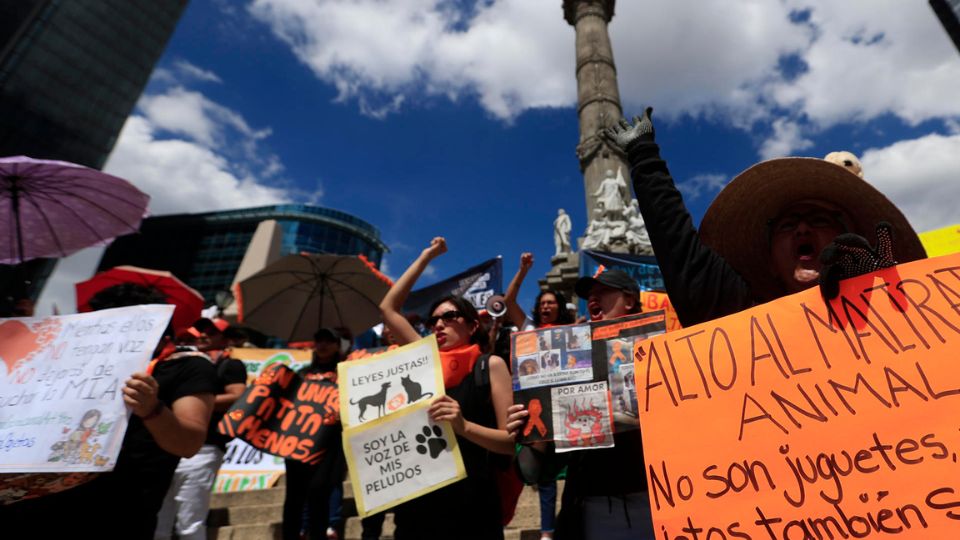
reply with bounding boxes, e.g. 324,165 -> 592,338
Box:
98,204 -> 389,303
0,0 -> 188,168
0,1 -> 188,306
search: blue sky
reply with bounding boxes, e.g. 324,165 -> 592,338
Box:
39,0 -> 960,316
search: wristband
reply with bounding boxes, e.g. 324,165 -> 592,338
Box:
141,401 -> 164,421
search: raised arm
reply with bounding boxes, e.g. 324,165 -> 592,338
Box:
503,252 -> 533,329
379,237 -> 447,345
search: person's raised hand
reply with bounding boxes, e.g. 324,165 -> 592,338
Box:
422,237 -> 447,260
520,252 -> 534,271
601,107 -> 655,151
819,222 -> 898,300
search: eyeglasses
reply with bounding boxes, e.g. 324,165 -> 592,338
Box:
427,310 -> 464,327
768,210 -> 845,235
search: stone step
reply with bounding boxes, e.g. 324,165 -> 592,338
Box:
211,486 -> 285,509
208,521 -> 282,540
208,503 -> 283,527
344,512 -> 395,540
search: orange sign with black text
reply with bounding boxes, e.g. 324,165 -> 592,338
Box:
635,253 -> 960,539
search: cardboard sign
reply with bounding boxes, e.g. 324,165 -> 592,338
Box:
213,348 -> 311,493
635,253 -> 960,539
343,401 -> 466,517
641,291 -> 682,332
219,364 -> 340,465
0,305 -> 173,473
339,335 -> 465,516
511,312 -> 665,451
338,337 -> 444,428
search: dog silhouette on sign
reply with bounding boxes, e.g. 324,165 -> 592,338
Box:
350,382 -> 391,422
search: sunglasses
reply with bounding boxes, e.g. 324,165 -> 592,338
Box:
427,310 -> 464,327
768,210 -> 845,235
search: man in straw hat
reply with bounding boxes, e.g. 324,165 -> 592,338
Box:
600,108 -> 926,327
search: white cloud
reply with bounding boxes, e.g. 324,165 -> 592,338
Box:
678,173 -> 728,200
758,118 -> 814,159
860,132 -> 960,233
36,82 -> 298,316
173,60 -> 223,84
247,1 -> 960,154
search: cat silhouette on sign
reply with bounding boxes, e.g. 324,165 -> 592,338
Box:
400,374 -> 433,403
350,382 -> 391,422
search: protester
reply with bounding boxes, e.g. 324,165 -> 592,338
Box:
600,107 -> 926,325
503,252 -> 576,540
155,319 -> 247,540
379,237 -> 514,540
282,328 -> 347,540
507,269 -> 650,539
0,283 -> 217,539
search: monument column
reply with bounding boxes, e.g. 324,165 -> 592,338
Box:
564,0 -> 632,223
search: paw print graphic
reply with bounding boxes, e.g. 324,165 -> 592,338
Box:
415,425 -> 447,459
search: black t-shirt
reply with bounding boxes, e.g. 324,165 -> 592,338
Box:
207,357 -> 247,449
2,353 -> 217,540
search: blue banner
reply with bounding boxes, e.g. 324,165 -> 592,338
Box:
404,257 -> 503,319
579,250 -> 664,291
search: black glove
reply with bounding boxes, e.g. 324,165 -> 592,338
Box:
600,107 -> 655,153
819,222 -> 897,299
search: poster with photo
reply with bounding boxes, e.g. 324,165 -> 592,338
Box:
590,311 -> 666,429
511,311 -> 665,447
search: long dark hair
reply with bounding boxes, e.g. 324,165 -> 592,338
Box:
428,295 -> 487,350
532,289 -> 574,327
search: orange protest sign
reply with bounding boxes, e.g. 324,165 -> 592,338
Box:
635,253 -> 960,539
641,291 -> 682,332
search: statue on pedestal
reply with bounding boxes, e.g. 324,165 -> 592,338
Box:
553,209 -> 572,256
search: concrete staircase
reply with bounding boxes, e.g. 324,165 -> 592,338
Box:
207,475 -> 561,540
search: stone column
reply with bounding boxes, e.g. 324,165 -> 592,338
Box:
564,0 -> 632,223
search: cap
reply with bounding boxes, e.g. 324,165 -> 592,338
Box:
313,327 -> 342,343
574,269 -> 640,298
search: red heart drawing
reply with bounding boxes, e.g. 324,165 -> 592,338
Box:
0,320 -> 41,374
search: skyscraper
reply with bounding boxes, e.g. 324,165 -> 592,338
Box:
0,1 -> 189,307
0,0 -> 189,168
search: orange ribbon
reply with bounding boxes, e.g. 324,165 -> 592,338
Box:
523,398 -> 547,437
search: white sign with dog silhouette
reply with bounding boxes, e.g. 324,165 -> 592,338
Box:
338,335 -> 444,428
343,401 -> 465,516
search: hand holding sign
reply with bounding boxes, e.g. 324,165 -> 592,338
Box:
121,372 -> 160,418
429,395 -> 465,435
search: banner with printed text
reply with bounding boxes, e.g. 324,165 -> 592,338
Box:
339,335 -> 465,516
0,305 -> 173,473
213,348 -> 310,493
635,253 -> 960,539
511,311 -> 665,452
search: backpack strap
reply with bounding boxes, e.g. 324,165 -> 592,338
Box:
473,353 -> 491,392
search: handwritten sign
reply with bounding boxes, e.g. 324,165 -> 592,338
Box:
635,253 -> 960,539
0,305 -> 173,473
219,364 -> 339,465
338,337 -> 444,428
339,335 -> 464,515
641,291 -> 682,332
213,349 -> 310,493
511,312 -> 665,450
343,401 -> 465,517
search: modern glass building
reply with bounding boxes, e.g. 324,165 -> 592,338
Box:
0,0 -> 188,168
0,1 -> 188,306
98,204 -> 389,303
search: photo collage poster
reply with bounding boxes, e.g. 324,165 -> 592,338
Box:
510,311 -> 666,452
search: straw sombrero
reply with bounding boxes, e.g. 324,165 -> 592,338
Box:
698,157 -> 926,302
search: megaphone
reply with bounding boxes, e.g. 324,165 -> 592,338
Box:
485,294 -> 507,318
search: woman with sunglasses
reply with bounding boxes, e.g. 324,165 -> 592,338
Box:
379,237 -> 515,540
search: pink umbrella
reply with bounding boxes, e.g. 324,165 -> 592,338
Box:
0,156 -> 149,264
